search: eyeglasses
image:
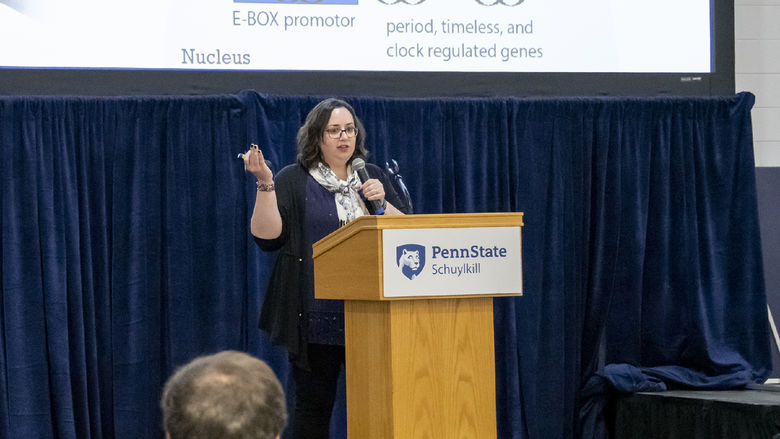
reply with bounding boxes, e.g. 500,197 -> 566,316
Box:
324,126 -> 357,139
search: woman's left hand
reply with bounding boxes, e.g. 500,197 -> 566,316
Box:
360,179 -> 385,204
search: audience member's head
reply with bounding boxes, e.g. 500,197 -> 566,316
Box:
161,350 -> 287,439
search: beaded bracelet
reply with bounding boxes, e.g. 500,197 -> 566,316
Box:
256,181 -> 275,192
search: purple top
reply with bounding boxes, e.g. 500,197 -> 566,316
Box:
303,174 -> 345,345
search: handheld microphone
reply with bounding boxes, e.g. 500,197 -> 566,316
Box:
351,158 -> 385,215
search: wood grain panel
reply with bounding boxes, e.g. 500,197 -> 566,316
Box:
345,300 -> 394,438
314,228 -> 383,300
340,298 -> 498,438
389,298 -> 496,439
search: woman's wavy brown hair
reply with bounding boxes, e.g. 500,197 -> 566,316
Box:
296,98 -> 367,170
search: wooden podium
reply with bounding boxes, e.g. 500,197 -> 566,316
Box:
313,213 -> 524,439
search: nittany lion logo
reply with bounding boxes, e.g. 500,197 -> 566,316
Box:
396,244 -> 426,280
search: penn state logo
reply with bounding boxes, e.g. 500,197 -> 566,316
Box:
396,244 -> 426,280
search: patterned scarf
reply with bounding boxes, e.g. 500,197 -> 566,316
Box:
309,162 -> 367,225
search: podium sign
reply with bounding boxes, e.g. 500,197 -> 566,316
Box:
312,213 -> 523,438
382,226 -> 522,297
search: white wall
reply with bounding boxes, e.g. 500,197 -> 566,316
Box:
735,0 -> 780,167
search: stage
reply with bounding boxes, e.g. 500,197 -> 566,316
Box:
613,384 -> 780,439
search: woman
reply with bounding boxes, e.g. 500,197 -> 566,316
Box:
243,98 -> 406,438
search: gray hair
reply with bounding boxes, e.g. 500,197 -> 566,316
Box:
161,351 -> 287,439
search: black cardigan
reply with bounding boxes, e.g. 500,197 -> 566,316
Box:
254,162 -> 405,369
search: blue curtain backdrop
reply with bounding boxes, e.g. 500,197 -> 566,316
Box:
0,91 -> 770,439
